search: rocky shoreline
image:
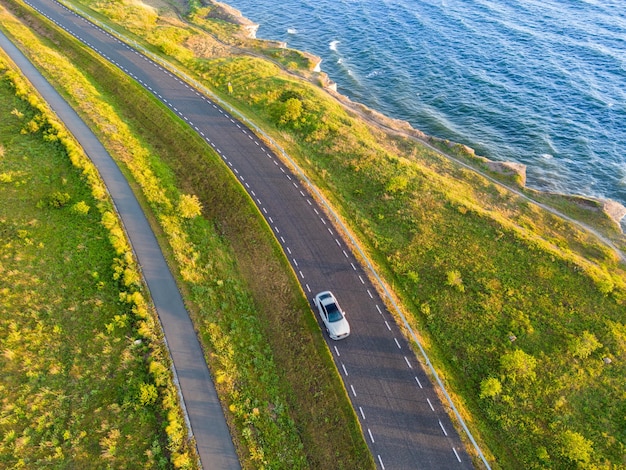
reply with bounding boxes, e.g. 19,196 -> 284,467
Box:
207,0 -> 626,231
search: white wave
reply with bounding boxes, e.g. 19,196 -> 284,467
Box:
540,153 -> 553,159
329,40 -> 340,51
287,27 -> 297,34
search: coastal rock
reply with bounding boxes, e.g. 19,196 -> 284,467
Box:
296,52 -> 323,71
318,73 -> 337,91
312,58 -> 322,73
601,199 -> 626,227
485,161 -> 527,186
207,1 -> 259,38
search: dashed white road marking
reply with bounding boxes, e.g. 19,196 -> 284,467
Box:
368,428 -> 375,443
359,406 -> 365,420
341,363 -> 348,376
404,356 -> 413,369
427,398 -> 435,411
350,384 -> 357,397
438,420 -> 448,436
394,338 -> 401,349
453,448 -> 462,463
415,376 -> 423,389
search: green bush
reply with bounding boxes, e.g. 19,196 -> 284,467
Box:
139,382 -> 159,406
47,190 -> 71,208
177,193 -> 202,219
72,200 -> 90,214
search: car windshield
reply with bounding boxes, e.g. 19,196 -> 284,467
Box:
325,302 -> 342,323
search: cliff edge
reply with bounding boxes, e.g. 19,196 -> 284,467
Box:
206,1 -> 259,38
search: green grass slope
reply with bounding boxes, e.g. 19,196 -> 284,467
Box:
0,53 -> 194,468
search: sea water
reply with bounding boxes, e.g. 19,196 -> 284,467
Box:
225,0 -> 626,208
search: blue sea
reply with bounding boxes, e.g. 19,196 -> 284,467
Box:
225,0 -> 626,210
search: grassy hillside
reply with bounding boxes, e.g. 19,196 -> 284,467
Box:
3,0 -> 626,468
0,53 -> 196,468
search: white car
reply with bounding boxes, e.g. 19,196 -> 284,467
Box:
314,291 -> 350,340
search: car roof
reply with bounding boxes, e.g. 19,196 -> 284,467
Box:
317,291 -> 333,301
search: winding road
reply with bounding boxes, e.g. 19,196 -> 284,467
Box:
2,1 -> 483,468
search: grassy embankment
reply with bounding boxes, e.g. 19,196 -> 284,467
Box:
47,0 -> 626,468
0,1 -> 373,469
0,54 -> 195,467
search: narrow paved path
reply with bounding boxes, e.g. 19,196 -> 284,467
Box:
0,30 -> 240,470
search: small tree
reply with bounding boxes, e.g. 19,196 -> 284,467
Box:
446,270 -> 465,292
479,377 -> 502,399
559,430 -> 593,464
570,330 -> 602,359
275,98 -> 303,126
500,349 -> 537,382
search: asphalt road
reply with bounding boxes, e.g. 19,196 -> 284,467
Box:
10,1 -> 479,468
0,28 -> 240,470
